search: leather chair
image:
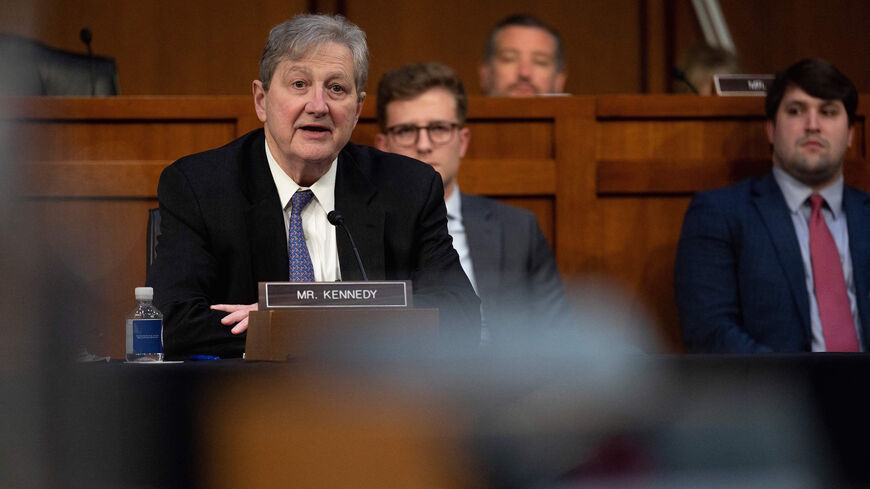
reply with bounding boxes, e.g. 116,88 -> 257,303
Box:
0,33 -> 119,96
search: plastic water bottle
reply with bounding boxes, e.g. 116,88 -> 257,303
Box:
125,287 -> 164,362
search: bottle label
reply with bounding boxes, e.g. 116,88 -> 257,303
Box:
132,319 -> 163,354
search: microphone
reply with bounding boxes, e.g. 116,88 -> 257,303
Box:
327,210 -> 368,281
671,67 -> 699,94
79,28 -> 95,96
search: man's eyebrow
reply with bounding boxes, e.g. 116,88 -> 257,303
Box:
282,65 -> 311,77
324,70 -> 352,81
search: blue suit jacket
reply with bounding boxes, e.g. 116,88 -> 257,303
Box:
674,173 -> 870,352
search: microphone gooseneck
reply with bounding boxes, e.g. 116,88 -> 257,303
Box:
327,210 -> 369,281
80,28 -> 96,96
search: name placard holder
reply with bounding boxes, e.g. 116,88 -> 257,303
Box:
258,281 -> 412,309
714,74 -> 775,96
247,281 -> 437,362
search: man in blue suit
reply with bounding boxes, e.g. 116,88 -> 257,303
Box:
675,58 -> 870,352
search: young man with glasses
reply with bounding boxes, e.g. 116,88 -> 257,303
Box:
376,63 -> 569,344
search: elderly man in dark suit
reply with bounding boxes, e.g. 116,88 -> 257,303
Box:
147,15 -> 479,359
675,58 -> 870,352
375,63 -> 569,344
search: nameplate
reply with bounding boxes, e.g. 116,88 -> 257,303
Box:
714,74 -> 775,96
258,281 -> 412,309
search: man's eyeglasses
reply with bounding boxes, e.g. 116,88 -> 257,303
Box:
385,122 -> 461,147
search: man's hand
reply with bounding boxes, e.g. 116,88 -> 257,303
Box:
210,303 -> 258,334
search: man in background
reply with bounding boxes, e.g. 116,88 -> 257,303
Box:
674,43 -> 740,95
376,62 -> 569,344
675,58 -> 870,352
479,14 -> 566,97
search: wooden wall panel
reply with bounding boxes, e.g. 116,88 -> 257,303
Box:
4,0 -> 869,96
7,95 -> 869,355
353,98 -> 569,244
0,0 -> 307,95
349,0 -> 642,96
670,0 -> 870,92
5,96 -> 256,358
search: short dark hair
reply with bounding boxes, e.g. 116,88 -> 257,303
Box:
376,62 -> 468,132
765,58 -> 858,125
484,14 -> 564,72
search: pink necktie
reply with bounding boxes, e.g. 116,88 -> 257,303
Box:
809,194 -> 859,352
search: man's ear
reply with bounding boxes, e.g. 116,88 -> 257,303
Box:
253,80 -> 267,123
479,63 -> 492,95
458,127 -> 471,158
765,120 -> 775,144
374,132 -> 389,152
354,91 -> 366,121
554,71 -> 566,93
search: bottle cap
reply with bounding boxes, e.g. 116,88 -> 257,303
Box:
135,287 -> 154,300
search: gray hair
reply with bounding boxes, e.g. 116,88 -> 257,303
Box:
259,14 -> 368,99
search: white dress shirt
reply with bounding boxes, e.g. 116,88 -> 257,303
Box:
445,188 -> 478,294
265,140 -> 341,282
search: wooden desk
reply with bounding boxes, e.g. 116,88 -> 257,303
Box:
4,95 -> 868,354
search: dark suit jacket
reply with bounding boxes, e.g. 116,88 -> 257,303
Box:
674,173 -> 870,352
462,193 -> 569,339
147,129 -> 480,358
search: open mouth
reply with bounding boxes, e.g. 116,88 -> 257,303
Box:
300,125 -> 331,133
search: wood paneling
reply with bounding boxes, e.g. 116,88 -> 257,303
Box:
4,96 -> 256,357
3,0 -> 869,96
6,95 -> 869,355
0,0 -> 307,95
670,0 -> 870,92
348,0 -> 642,97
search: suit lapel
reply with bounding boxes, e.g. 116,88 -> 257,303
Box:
334,147 -> 385,280
752,174 -> 812,334
463,194 -> 502,297
844,186 -> 870,346
242,131 -> 288,282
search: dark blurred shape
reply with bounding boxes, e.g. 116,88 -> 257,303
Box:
146,207 -> 162,282
671,67 -> 699,94
674,42 -> 739,95
0,33 -> 119,96
79,28 -> 95,95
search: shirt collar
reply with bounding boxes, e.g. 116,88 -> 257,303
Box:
445,186 -> 462,220
265,138 -> 337,212
772,166 -> 844,218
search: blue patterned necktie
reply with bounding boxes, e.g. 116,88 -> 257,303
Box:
288,189 -> 315,282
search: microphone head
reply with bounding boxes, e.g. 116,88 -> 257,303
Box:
327,210 -> 344,226
79,28 -> 93,44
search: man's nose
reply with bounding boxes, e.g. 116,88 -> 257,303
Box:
517,57 -> 533,79
415,128 -> 434,153
804,109 -> 822,132
305,87 -> 328,115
